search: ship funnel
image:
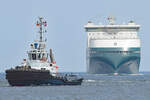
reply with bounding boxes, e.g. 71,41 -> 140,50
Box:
50,49 -> 54,63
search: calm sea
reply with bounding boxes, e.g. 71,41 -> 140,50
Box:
0,72 -> 150,100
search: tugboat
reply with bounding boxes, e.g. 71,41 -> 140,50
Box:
5,17 -> 83,86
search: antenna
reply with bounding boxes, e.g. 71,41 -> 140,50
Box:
107,16 -> 116,25
36,17 -> 47,42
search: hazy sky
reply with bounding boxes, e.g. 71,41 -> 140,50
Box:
0,0 -> 149,72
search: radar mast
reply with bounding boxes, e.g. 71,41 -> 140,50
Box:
36,17 -> 47,42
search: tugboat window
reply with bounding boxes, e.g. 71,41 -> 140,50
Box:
42,53 -> 45,58
32,54 -> 36,60
38,54 -> 41,59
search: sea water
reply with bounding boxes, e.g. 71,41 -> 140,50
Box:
0,72 -> 150,100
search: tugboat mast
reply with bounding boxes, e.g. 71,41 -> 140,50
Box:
36,17 -> 47,42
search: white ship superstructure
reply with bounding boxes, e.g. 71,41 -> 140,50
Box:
84,17 -> 141,74
24,17 -> 58,75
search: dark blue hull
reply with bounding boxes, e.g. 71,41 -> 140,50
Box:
48,79 -> 83,85
5,69 -> 83,86
7,79 -> 83,86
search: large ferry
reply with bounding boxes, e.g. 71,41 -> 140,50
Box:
5,17 -> 83,86
84,16 -> 141,74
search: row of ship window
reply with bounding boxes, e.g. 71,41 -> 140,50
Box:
89,37 -> 138,40
88,33 -> 138,39
90,51 -> 140,54
28,53 -> 48,60
88,32 -> 137,35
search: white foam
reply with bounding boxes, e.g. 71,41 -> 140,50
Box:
84,80 -> 96,82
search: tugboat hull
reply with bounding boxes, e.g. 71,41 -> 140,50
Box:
6,69 -> 83,86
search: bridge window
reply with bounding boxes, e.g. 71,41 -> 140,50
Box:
32,54 -> 36,60
38,54 -> 41,59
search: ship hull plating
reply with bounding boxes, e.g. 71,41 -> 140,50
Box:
87,48 -> 140,74
6,69 -> 83,86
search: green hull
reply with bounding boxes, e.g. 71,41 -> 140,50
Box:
87,48 -> 140,74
